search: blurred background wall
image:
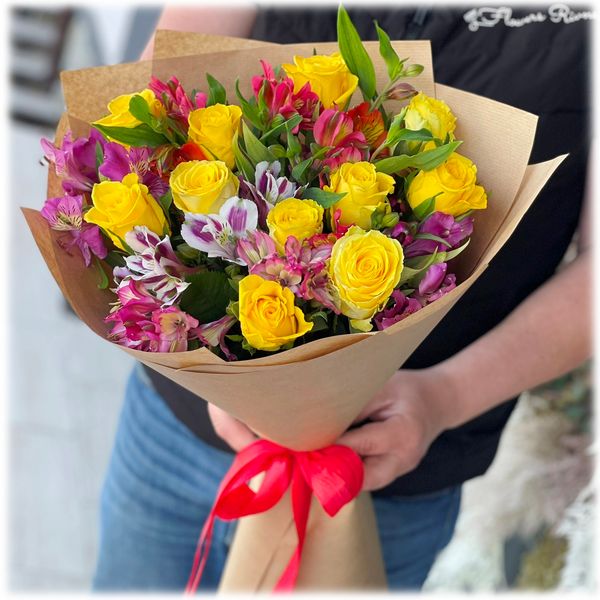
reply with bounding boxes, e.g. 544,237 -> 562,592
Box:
8,3 -> 594,593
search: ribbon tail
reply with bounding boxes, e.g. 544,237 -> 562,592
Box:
274,468 -> 312,592
185,509 -> 216,594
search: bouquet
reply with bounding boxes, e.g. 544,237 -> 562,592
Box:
24,6 -> 566,592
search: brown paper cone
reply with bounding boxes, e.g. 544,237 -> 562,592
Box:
24,32 -> 567,592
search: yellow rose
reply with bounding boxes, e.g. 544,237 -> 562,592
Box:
169,160 -> 239,214
93,88 -> 165,129
329,226 -> 403,331
85,173 -> 169,250
266,198 -> 324,251
239,274 -> 314,352
188,104 -> 242,169
325,162 -> 395,230
282,52 -> 358,109
407,152 -> 487,217
404,92 -> 456,140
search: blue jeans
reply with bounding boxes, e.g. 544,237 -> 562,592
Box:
93,366 -> 461,591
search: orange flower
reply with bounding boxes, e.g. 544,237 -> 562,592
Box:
348,102 -> 387,149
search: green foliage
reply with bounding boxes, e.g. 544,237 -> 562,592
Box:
375,140 -> 462,174
93,122 -> 169,148
206,73 -> 227,105
300,187 -> 346,208
337,5 -> 377,100
179,271 -> 236,324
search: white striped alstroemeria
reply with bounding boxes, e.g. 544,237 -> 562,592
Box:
181,196 -> 258,265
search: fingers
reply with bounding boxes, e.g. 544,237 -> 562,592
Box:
362,455 -> 403,491
207,404 -> 257,452
338,416 -> 426,491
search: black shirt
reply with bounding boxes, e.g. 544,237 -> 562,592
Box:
144,5 -> 590,496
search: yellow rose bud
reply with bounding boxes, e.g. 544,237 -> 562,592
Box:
282,52 -> 358,109
325,162 -> 395,230
404,92 -> 457,141
169,160 -> 239,214
266,198 -> 324,251
407,152 -> 487,217
93,89 -> 165,129
188,104 -> 242,169
85,173 -> 169,250
238,274 -> 313,352
329,226 -> 404,329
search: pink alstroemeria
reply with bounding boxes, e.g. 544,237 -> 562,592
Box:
113,227 -> 193,305
152,306 -> 199,353
252,60 -> 319,132
41,129 -> 105,194
182,196 -> 258,265
413,263 -> 457,305
41,195 -> 107,266
99,143 -> 169,199
194,314 -> 238,361
106,282 -> 197,353
238,161 -> 299,227
313,109 -> 367,170
148,75 -> 207,125
404,212 -> 474,258
374,290 -> 422,331
249,236 -> 340,313
236,229 -> 278,268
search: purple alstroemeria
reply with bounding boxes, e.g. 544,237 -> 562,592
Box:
374,290 -> 422,331
413,263 -> 457,305
99,143 -> 169,199
404,212 -> 474,258
41,194 -> 107,266
113,227 -> 193,305
193,314 -> 238,361
181,196 -> 258,265
236,230 -> 278,268
41,129 -> 105,194
238,161 -> 298,227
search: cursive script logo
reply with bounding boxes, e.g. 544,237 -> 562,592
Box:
464,4 -> 595,31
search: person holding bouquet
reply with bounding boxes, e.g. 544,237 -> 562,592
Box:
89,4 -> 592,591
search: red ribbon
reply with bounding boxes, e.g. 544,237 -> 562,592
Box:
185,439 -> 364,593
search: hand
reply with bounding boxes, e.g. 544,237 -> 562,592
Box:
207,404 -> 257,452
337,369 -> 452,491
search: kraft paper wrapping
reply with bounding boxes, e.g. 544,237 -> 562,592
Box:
23,31 -> 567,592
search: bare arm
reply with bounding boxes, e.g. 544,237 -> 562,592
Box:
140,4 -> 258,60
340,175 -> 593,489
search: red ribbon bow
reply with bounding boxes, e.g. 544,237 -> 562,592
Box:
185,439 -> 364,593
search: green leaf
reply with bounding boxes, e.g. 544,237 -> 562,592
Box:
300,187 -> 346,208
375,140 -> 462,174
158,189 -> 173,216
95,141 -> 104,170
336,4 -> 377,100
412,193 -> 441,220
233,138 -> 255,183
128,95 -> 153,125
242,121 -> 277,164
206,73 -> 227,106
387,127 -> 435,147
179,271 -> 236,324
103,250 -> 126,268
93,123 -> 170,148
413,232 -> 453,248
235,79 -> 264,129
94,256 -> 109,289
375,21 -> 403,80
260,113 -> 303,143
